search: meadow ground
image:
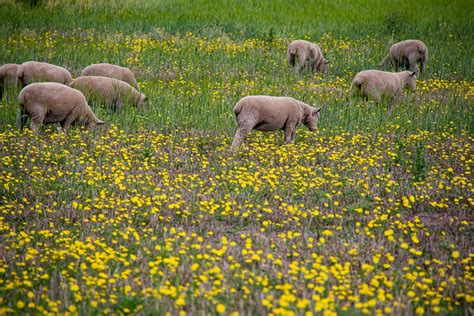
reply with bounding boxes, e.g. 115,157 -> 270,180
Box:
0,0 -> 473,315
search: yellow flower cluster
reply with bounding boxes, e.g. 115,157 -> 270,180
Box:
0,22 -> 471,316
0,125 -> 471,314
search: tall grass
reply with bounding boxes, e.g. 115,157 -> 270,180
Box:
0,1 -> 472,314
1,0 -> 473,75
1,0 -> 472,134
0,28 -> 472,134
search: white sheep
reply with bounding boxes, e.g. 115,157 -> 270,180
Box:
16,61 -> 73,87
0,63 -> 19,100
380,40 -> 428,75
81,63 -> 140,90
351,70 -> 417,109
19,82 -> 104,132
69,76 -> 148,110
287,40 -> 330,74
231,95 -> 322,150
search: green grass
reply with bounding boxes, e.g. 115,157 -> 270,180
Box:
0,0 -> 473,315
4,1 -> 474,38
1,0 -> 472,134
0,30 -> 472,134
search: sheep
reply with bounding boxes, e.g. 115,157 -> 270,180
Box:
81,63 -> 139,90
351,70 -> 417,110
287,40 -> 330,74
69,76 -> 148,111
380,40 -> 428,75
231,95 -> 322,150
18,82 -> 104,132
0,63 -> 19,100
16,61 -> 73,87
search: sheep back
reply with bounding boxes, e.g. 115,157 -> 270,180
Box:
81,63 -> 139,90
70,76 -> 144,109
17,61 -> 73,86
352,70 -> 415,100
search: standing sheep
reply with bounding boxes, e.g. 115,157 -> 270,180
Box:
0,63 -> 19,100
380,40 -> 428,75
231,95 -> 322,150
81,63 -> 139,90
69,76 -> 148,110
16,61 -> 73,87
19,82 -> 104,132
351,70 -> 417,110
287,40 -> 330,74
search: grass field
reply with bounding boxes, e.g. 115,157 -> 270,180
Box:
0,0 -> 473,315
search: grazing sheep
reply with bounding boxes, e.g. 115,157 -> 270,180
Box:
380,40 -> 428,74
18,82 -> 104,132
69,76 -> 148,110
351,70 -> 417,109
16,61 -> 73,87
287,40 -> 330,74
231,95 -> 322,150
0,63 -> 19,100
81,63 -> 139,90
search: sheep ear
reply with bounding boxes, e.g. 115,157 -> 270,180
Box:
312,108 -> 322,116
410,71 -> 417,77
96,120 -> 106,125
324,60 -> 331,64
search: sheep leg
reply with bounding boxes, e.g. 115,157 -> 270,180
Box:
112,97 -> 125,113
352,86 -> 365,102
231,126 -> 252,150
30,116 -> 44,132
20,105 -> 29,130
388,97 -> 396,114
60,113 -> 78,133
310,60 -> 316,73
30,106 -> 45,132
288,53 -> 296,67
366,86 -> 380,104
20,112 -> 29,130
393,59 -> 400,72
297,54 -> 306,72
371,91 -> 381,104
284,124 -> 296,143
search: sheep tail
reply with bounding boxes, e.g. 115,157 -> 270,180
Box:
234,102 -> 243,117
18,88 -> 27,106
287,46 -> 297,67
351,76 -> 364,91
16,66 -> 24,87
